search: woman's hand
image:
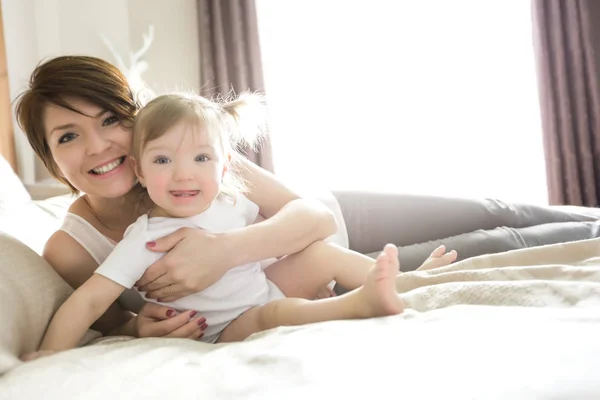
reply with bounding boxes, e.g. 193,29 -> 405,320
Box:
135,302 -> 207,339
135,228 -> 235,302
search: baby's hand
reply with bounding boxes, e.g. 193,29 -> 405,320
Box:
417,245 -> 458,271
20,350 -> 56,362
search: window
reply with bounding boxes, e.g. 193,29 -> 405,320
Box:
257,0 -> 547,204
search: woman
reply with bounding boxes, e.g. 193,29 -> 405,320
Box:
16,56 -> 455,340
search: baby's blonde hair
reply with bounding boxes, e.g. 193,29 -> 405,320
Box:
131,91 -> 267,200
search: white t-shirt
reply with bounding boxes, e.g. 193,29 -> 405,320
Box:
95,194 -> 285,343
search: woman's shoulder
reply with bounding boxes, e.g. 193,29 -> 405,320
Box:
44,229 -> 93,260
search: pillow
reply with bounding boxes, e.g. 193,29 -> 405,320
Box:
0,155 -> 31,206
0,233 -> 99,375
0,193 -> 75,256
0,154 -> 78,255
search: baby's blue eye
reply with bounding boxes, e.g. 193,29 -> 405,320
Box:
154,157 -> 170,164
195,155 -> 210,162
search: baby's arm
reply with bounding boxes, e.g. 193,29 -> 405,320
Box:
39,274 -> 126,352
22,221 -> 154,360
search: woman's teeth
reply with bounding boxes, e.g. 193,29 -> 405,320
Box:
91,157 -> 124,175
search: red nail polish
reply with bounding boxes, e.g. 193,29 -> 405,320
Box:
200,323 -> 208,330
197,317 -> 206,324
146,241 -> 156,248
198,333 -> 204,339
189,311 -> 197,318
166,309 -> 175,317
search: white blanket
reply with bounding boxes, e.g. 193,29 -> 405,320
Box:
2,238 -> 600,399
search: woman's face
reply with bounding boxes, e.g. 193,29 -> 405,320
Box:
44,98 -> 137,198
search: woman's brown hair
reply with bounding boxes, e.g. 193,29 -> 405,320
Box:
15,55 -> 140,193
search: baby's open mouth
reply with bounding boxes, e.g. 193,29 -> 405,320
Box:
170,190 -> 199,197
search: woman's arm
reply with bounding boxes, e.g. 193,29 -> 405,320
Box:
227,157 -> 338,265
39,274 -> 125,352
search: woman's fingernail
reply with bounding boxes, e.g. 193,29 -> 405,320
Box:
189,311 -> 197,318
197,317 -> 206,325
198,333 -> 204,339
146,241 -> 156,248
166,309 -> 175,317
200,323 -> 208,330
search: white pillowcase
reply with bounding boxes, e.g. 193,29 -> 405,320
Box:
0,155 -> 31,206
0,233 -> 101,375
0,156 -> 76,255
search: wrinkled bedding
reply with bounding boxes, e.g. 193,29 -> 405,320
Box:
2,237 -> 600,399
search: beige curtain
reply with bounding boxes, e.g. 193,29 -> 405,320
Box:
0,4 -> 16,172
197,0 -> 274,172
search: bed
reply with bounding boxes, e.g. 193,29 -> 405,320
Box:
1,155 -> 600,399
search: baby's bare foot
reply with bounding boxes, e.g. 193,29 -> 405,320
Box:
417,245 -> 458,271
360,244 -> 404,317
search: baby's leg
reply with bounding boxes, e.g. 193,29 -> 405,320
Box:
218,245 -> 404,343
265,241 -> 375,299
266,240 -> 458,299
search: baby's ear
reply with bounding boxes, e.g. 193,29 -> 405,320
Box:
222,153 -> 231,177
130,157 -> 145,185
129,156 -> 139,172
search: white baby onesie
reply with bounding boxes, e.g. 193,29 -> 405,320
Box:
94,194 -> 285,343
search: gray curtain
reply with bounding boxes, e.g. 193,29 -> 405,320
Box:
197,0 -> 274,172
531,0 -> 600,206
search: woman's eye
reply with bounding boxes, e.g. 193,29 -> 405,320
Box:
102,115 -> 119,126
195,155 -> 210,162
58,132 -> 77,144
154,157 -> 170,164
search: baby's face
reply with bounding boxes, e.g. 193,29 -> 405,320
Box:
137,121 -> 226,218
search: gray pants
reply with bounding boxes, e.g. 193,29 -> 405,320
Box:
332,191 -> 600,272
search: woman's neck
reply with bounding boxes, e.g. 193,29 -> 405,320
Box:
83,190 -> 142,233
